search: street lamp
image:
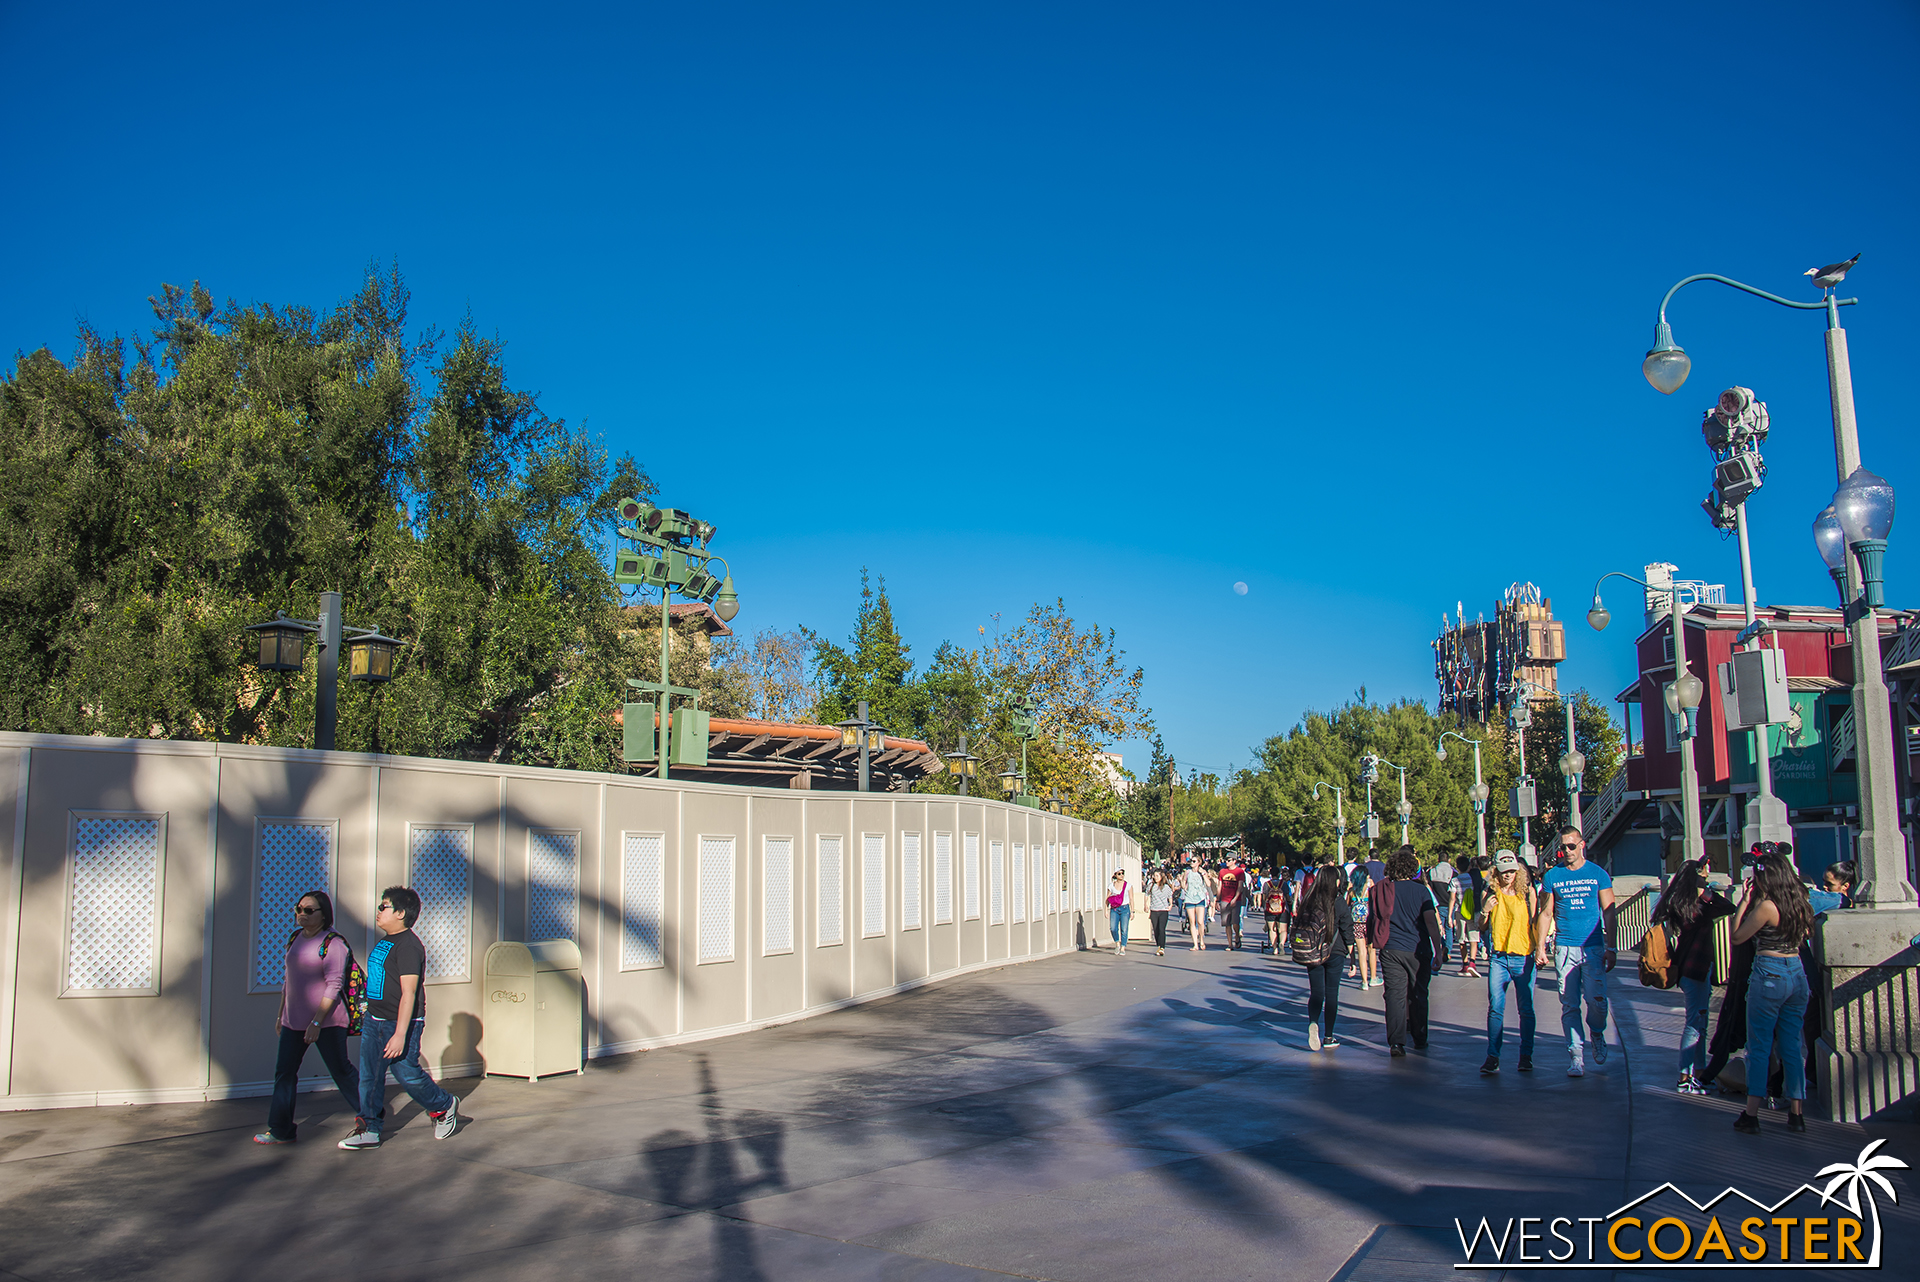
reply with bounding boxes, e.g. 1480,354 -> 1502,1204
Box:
613,496 -> 738,780
1830,466 -> 1896,613
1591,571 -> 1705,867
944,733 -> 980,797
835,700 -> 889,793
1311,781 -> 1347,864
998,765 -> 1023,797
1641,269 -> 1912,906
1435,731 -> 1489,866
1372,753 -> 1414,846
1558,705 -> 1587,833
245,593 -> 403,752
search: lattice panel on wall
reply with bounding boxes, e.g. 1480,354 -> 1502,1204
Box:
65,814 -> 165,994
622,832 -> 665,969
862,833 -> 886,937
963,832 -> 981,920
933,832 -> 953,924
989,840 -> 1005,925
699,836 -> 735,962
1049,843 -> 1057,914
1011,844 -> 1026,922
764,835 -> 794,955
253,819 -> 334,990
528,829 -> 580,942
818,835 -> 844,945
900,832 -> 922,929
409,826 -> 472,981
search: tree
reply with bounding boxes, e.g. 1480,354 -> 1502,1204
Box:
808,569 -> 923,737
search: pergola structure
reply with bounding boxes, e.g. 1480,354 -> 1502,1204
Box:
611,712 -> 944,790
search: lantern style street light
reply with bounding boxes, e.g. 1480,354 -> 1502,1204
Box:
1641,270 -> 1911,906
1311,780 -> 1347,864
998,765 -> 1023,797
1436,731 -> 1490,866
834,700 -> 890,793
1590,572 -> 1705,866
613,496 -> 739,780
246,591 -> 404,752
943,733 -> 980,797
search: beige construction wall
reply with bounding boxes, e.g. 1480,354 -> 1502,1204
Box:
0,732 -> 1141,1111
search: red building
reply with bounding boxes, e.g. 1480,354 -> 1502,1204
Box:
1587,588 -> 1920,878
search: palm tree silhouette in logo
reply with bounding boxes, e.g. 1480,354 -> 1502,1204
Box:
1817,1139 -> 1909,1267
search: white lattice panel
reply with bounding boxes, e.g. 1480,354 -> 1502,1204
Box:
901,832 -> 922,929
66,814 -> 164,993
933,832 -> 953,924
963,832 -> 981,921
1072,845 -> 1081,911
528,829 -> 579,942
1048,843 -> 1057,913
862,833 -> 885,937
764,836 -> 794,954
253,819 -> 334,990
989,840 -> 1005,925
408,826 -> 471,981
818,835 -> 844,945
622,832 -> 665,969
1011,844 -> 1026,922
700,836 -> 736,962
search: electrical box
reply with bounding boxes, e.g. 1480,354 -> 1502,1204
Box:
1510,781 -> 1537,818
622,701 -> 656,762
1718,648 -> 1790,729
669,706 -> 711,766
1361,815 -> 1381,840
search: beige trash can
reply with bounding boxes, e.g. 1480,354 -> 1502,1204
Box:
483,939 -> 585,1081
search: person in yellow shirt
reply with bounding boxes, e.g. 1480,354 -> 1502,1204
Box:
1472,850 -> 1537,1076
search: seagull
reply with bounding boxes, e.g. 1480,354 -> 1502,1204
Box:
1805,253 -> 1861,291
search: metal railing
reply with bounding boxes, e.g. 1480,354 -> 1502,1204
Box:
1612,884 -> 1653,953
1584,768 -> 1637,844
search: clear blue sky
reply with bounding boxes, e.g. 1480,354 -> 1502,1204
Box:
4,1 -> 1917,780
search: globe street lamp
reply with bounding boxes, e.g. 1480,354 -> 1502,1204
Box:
1590,572 -> 1705,867
1311,781 -> 1347,864
1436,730 -> 1490,866
1372,753 -> 1414,846
1558,698 -> 1587,834
1642,270 -> 1911,906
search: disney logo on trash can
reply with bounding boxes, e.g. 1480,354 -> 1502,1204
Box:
489,989 -> 526,1004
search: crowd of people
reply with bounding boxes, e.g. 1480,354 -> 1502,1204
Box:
1128,829 -> 1857,1134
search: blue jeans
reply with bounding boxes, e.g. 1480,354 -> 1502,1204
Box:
267,1024 -> 360,1139
359,1015 -> 453,1135
1109,904 -> 1131,945
1486,951 -> 1535,1059
1745,954 -> 1810,1101
1678,976 -> 1712,1077
1553,943 -> 1609,1058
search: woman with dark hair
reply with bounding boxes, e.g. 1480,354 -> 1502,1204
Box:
255,890 -> 360,1145
1728,852 -> 1815,1133
1810,860 -> 1855,914
1294,864 -> 1356,1050
1650,858 -> 1736,1095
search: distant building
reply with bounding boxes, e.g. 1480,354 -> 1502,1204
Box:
1433,581 -> 1570,720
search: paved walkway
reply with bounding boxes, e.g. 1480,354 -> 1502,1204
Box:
2,923 -> 1915,1281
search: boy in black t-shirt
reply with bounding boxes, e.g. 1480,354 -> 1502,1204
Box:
339,886 -> 462,1149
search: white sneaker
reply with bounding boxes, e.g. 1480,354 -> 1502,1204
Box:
338,1123 -> 381,1150
432,1095 -> 460,1140
1567,1059 -> 1585,1078
1308,1024 -> 1322,1051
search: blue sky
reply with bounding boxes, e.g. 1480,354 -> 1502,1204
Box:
4,1 -> 1917,780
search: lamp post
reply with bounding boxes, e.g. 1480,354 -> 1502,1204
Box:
1373,753 -> 1414,846
1642,272 -> 1912,905
246,592 -> 404,752
836,701 -> 890,793
1312,781 -> 1347,864
1589,572 -> 1705,867
613,496 -> 739,781
944,733 -> 980,797
1436,731 -> 1490,866
1558,696 -> 1587,833
999,765 -> 1023,798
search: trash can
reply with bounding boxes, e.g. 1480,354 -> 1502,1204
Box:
483,938 -> 585,1081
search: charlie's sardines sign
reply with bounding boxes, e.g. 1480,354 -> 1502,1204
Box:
1456,1142 -> 1906,1269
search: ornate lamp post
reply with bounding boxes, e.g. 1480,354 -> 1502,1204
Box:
943,733 -> 980,797
1642,271 -> 1912,906
1311,781 -> 1347,864
1590,573 -> 1705,867
246,592 -> 403,752
1372,753 -> 1414,846
1558,696 -> 1587,833
1436,731 -> 1490,866
835,701 -> 889,793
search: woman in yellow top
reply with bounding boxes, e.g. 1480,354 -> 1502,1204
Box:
1472,850 -> 1537,1076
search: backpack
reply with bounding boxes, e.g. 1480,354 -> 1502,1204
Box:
1289,903 -> 1333,965
289,929 -> 369,1034
1638,920 -> 1680,989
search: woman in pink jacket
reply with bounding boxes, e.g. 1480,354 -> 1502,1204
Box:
254,891 -> 361,1144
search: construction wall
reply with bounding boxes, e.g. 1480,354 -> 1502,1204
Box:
0,732 -> 1140,1111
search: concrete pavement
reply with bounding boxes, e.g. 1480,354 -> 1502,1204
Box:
1,917 -> 1915,1281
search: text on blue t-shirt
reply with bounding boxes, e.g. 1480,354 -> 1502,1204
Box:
1543,863 -> 1613,948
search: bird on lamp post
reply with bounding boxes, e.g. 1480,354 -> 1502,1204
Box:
1805,253 -> 1861,293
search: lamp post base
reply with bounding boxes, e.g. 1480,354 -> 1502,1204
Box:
1815,907 -> 1920,1123
1739,792 -> 1794,851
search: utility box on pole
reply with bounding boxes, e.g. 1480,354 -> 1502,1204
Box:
669,707 -> 711,766
1510,781 -> 1537,818
622,701 -> 656,762
1718,648 -> 1791,728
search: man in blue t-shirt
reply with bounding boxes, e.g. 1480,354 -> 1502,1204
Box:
1534,827 -> 1615,1078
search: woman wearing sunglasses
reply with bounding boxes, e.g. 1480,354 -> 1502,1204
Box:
255,891 -> 361,1144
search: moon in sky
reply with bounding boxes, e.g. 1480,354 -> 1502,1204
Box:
1232,582 -> 1248,595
